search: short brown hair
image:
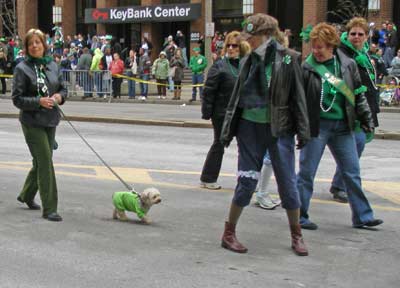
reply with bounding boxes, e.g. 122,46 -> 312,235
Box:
309,22 -> 340,47
222,31 -> 251,58
24,28 -> 48,57
346,17 -> 369,34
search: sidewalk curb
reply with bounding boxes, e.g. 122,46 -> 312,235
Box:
0,95 -> 202,106
0,113 -> 212,129
2,112 -> 399,140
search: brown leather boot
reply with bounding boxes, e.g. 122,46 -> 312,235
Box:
221,222 -> 248,253
290,224 -> 309,256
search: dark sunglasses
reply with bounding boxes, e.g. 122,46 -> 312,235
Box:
227,44 -> 239,48
349,32 -> 365,37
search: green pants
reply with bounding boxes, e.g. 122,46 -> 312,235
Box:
19,123 -> 58,216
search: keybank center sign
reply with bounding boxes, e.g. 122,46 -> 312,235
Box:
85,3 -> 201,23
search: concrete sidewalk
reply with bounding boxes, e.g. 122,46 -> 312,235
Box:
1,97 -> 400,140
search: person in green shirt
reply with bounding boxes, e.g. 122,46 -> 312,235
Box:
299,22 -> 383,231
189,47 -> 207,102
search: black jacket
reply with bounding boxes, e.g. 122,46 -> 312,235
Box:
201,57 -> 238,120
302,49 -> 373,137
12,60 -> 67,127
221,41 -> 310,147
339,44 -> 380,127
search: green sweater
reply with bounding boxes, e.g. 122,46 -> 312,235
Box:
319,57 -> 346,120
189,54 -> 207,74
112,191 -> 146,219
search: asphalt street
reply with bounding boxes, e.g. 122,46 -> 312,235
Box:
0,118 -> 399,288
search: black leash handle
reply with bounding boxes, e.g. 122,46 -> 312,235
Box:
56,104 -> 134,192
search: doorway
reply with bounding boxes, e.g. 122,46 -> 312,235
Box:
269,0 -> 303,51
161,21 -> 190,59
38,0 -> 55,34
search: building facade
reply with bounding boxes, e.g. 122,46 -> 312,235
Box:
14,0 -> 398,55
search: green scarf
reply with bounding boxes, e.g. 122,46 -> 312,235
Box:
26,55 -> 53,65
340,32 -> 375,81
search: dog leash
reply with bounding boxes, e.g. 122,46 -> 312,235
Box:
55,103 -> 136,193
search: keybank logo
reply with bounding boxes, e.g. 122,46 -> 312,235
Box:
92,9 -> 109,20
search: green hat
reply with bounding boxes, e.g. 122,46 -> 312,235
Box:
0,37 -> 6,42
105,35 -> 112,40
193,47 -> 201,52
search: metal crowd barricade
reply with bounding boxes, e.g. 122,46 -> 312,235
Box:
61,69 -> 112,100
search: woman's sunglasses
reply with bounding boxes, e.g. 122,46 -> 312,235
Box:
227,44 -> 239,48
349,32 -> 365,37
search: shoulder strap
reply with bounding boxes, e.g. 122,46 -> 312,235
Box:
306,54 -> 355,106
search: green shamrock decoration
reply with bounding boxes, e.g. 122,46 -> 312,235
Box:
283,55 -> 292,64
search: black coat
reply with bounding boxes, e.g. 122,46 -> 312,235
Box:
201,57 -> 238,120
339,44 -> 380,127
12,60 -> 67,127
221,41 -> 310,147
302,49 -> 373,137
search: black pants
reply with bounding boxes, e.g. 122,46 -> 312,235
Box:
200,116 -> 225,183
112,77 -> 122,98
0,77 -> 6,94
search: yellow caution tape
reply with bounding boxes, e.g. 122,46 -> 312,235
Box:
0,74 -> 13,78
377,84 -> 400,89
0,73 -> 204,88
114,74 -> 204,88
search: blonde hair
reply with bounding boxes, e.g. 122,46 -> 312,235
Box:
222,31 -> 251,58
24,28 -> 48,57
346,17 -> 369,34
309,22 -> 340,47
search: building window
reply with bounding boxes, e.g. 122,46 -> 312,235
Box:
368,0 -> 380,10
52,6 -> 62,24
214,0 -> 242,17
243,0 -> 254,15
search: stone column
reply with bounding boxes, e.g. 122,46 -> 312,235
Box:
17,0 -> 38,37
302,0 -> 328,57
255,0 -> 268,13
54,0 -> 76,36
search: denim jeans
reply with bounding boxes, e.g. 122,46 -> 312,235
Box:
81,72 -> 93,97
297,119 -> 375,226
182,47 -> 188,67
127,71 -> 136,98
331,131 -> 366,192
233,119 -> 300,210
168,76 -> 174,91
94,71 -> 103,96
255,137 -> 297,202
191,73 -> 204,100
140,73 -> 149,97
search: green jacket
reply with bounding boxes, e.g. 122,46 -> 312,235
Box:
152,57 -> 169,80
90,48 -> 103,71
189,54 -> 207,74
112,191 -> 146,219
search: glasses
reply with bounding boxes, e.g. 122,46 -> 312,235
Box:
349,32 -> 365,37
227,44 -> 239,49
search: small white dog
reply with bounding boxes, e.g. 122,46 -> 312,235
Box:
112,188 -> 161,224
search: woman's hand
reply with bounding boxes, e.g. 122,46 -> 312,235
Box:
39,97 -> 56,109
51,93 -> 62,104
